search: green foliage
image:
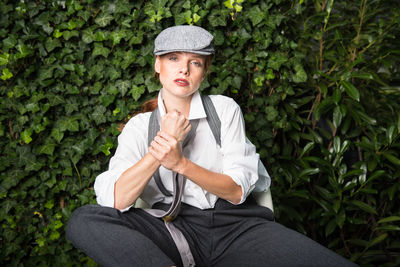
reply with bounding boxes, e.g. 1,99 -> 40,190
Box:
0,0 -> 399,266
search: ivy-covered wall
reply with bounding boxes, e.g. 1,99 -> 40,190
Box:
1,0 -> 399,266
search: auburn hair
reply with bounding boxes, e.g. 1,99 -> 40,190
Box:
118,98 -> 158,132
141,98 -> 158,113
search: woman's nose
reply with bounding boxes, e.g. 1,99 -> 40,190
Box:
179,62 -> 189,75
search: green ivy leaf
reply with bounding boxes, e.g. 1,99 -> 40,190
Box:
130,85 -> 146,101
39,143 -> 56,155
265,69 -> 275,80
110,30 -> 126,45
292,64 -> 307,83
92,106 -> 107,125
82,29 -> 94,43
50,128 -> 64,142
59,118 -> 79,132
44,200 -> 54,209
208,9 -> 227,27
92,43 -> 110,58
63,30 -> 79,40
115,0 -> 133,15
53,29 -> 63,38
21,129 -> 33,144
247,6 -> 266,26
100,138 -> 114,156
224,0 -> 234,9
38,67 -> 53,81
268,52 -> 288,71
108,67 -> 121,81
45,38 -> 62,52
145,77 -> 160,93
1,68 -> 13,80
116,80 -> 131,97
0,53 -> 10,65
95,13 -> 114,27
2,35 -> 17,49
36,236 -> 46,247
265,106 -> 278,121
94,31 -> 108,41
129,31 -> 144,45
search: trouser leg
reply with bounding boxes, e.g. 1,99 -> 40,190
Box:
213,220 -> 358,267
208,200 -> 357,267
66,205 -> 182,267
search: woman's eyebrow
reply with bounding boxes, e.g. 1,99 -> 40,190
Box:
189,55 -> 205,61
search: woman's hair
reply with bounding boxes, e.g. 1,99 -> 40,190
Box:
141,98 -> 158,113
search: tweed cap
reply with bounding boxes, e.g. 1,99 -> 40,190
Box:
154,25 -> 214,56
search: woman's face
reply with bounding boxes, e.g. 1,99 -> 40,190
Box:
155,52 -> 206,99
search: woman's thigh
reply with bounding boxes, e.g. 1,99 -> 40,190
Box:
66,204 -> 181,267
212,221 -> 357,267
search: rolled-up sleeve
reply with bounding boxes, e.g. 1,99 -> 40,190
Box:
94,114 -> 148,208
219,98 -> 260,204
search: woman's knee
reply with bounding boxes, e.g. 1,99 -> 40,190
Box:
66,204 -> 116,245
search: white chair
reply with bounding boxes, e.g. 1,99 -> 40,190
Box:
135,188 -> 274,212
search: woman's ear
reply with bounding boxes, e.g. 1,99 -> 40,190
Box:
154,56 -> 161,74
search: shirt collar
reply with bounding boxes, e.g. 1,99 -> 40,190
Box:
157,89 -> 207,120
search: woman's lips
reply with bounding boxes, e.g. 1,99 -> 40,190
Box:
174,79 -> 189,86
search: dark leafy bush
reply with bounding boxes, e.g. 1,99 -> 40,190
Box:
0,0 -> 399,266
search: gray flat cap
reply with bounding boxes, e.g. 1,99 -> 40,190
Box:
154,25 -> 214,56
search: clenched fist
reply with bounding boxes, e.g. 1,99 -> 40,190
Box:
161,110 -> 191,142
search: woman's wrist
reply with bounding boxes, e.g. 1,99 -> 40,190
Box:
173,156 -> 189,174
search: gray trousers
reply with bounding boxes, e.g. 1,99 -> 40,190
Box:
66,198 -> 357,267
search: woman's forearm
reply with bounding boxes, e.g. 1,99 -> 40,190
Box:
114,152 -> 160,210
175,158 -> 243,204
149,129 -> 243,204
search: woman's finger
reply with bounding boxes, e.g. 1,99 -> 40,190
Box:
153,135 -> 172,149
157,130 -> 176,143
182,119 -> 190,130
149,145 -> 162,160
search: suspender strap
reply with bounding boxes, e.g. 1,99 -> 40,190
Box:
148,110 -> 172,196
201,95 -> 221,146
144,94 -> 220,267
145,109 -> 199,267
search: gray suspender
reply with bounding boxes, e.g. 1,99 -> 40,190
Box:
148,111 -> 173,196
143,95 -> 220,267
201,94 -> 221,147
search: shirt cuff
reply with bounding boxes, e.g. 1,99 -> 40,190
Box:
94,170 -> 132,212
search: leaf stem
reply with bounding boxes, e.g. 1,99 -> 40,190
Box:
351,0 -> 367,63
72,161 -> 82,188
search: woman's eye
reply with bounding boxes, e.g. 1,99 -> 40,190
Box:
169,56 -> 178,61
192,61 -> 202,67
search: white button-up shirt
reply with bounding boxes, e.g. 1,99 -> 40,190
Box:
94,90 -> 270,211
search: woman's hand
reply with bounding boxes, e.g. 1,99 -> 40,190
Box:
149,131 -> 187,172
161,110 -> 191,142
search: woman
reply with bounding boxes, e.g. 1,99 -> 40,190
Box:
67,25 -> 356,267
